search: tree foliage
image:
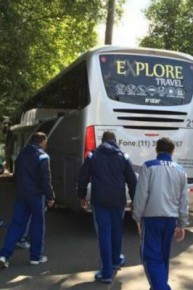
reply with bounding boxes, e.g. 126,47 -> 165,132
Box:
139,0 -> 193,55
0,0 -> 98,118
0,0 -> 125,126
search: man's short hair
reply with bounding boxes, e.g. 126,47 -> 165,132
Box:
102,131 -> 116,143
156,137 -> 175,154
30,132 -> 47,145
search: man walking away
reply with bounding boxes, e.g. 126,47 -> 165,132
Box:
78,131 -> 137,283
132,137 -> 189,290
0,132 -> 55,268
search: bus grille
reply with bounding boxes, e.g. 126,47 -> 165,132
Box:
113,108 -> 187,130
113,109 -> 187,115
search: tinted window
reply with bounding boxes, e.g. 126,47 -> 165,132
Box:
99,54 -> 193,106
23,61 -> 90,111
36,119 -> 56,135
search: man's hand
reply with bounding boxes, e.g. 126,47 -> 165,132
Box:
136,222 -> 142,236
47,199 -> 55,208
80,198 -> 88,209
174,227 -> 185,242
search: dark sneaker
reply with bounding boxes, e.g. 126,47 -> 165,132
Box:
30,256 -> 48,265
113,253 -> 125,269
95,271 -> 112,284
0,256 -> 9,268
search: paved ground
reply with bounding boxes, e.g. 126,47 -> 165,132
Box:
0,179 -> 193,289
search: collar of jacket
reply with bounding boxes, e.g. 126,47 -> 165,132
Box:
157,152 -> 172,161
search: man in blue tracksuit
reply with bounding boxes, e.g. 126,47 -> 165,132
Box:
132,137 -> 189,290
78,131 -> 137,283
0,132 -> 55,268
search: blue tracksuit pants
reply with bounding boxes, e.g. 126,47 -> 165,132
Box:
140,217 -> 176,290
93,205 -> 125,279
0,195 -> 45,261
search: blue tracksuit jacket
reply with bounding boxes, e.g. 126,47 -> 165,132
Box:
78,140 -> 137,208
15,143 -> 54,201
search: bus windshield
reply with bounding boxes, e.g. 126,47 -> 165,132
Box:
99,54 -> 193,106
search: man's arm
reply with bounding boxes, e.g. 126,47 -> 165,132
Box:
77,156 -> 92,204
177,175 -> 189,228
132,163 -> 150,224
174,174 -> 189,241
39,156 -> 55,203
125,159 -> 137,201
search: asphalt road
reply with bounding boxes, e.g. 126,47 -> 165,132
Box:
0,180 -> 193,290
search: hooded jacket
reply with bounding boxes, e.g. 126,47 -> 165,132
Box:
15,143 -> 54,201
78,140 -> 137,208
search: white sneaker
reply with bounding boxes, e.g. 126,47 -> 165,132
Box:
113,253 -> 126,269
95,271 -> 112,284
0,220 -> 6,228
17,241 -> 30,249
30,256 -> 48,265
0,256 -> 9,268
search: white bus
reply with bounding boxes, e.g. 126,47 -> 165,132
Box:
6,46 -> 193,210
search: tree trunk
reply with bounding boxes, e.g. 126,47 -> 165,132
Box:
105,0 -> 116,44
